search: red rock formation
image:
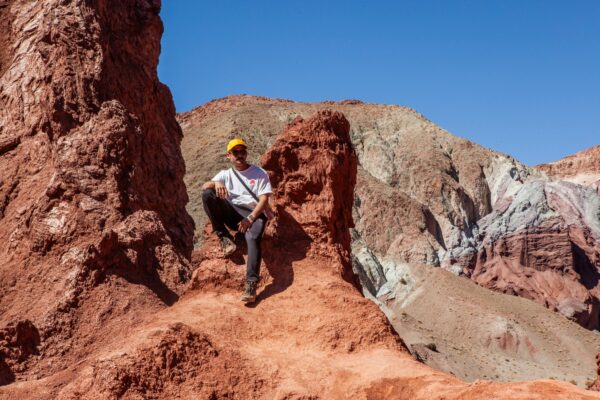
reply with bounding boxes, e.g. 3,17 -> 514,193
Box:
448,180 -> 600,330
72,323 -> 266,399
190,110 -> 360,291
0,0 -> 192,381
261,111 -> 358,282
52,110 -> 406,399
435,142 -> 600,335
472,225 -> 600,328
0,320 -> 39,385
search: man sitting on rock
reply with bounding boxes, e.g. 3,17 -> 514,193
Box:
201,138 -> 272,303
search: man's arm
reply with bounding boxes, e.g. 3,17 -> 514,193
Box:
238,193 -> 270,233
248,194 -> 270,221
202,180 -> 229,199
201,181 -> 215,190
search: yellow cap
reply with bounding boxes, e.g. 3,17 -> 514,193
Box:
227,138 -> 247,152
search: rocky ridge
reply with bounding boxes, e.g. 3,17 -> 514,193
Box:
538,145 -> 600,189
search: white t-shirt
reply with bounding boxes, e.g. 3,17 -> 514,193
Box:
211,165 -> 273,210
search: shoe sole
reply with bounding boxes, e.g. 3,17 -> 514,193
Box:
240,295 -> 256,303
222,241 -> 236,257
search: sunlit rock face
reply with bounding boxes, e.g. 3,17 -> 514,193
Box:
444,179 -> 600,329
538,145 -> 600,189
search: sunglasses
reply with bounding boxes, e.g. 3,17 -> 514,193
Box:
230,149 -> 247,156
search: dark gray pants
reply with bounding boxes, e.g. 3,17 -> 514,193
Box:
201,188 -> 266,283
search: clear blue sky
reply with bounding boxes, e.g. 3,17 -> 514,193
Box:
158,1 -> 599,166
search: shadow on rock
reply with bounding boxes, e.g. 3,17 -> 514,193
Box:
86,230 -> 181,306
107,252 -> 180,306
573,242 -> 600,290
0,357 -> 15,386
0,320 -> 40,386
248,209 -> 311,307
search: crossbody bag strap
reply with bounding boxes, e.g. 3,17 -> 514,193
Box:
230,168 -> 274,221
230,168 -> 259,201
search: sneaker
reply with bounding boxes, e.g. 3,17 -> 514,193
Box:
219,236 -> 236,257
240,281 -> 257,303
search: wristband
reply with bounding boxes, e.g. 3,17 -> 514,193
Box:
247,214 -> 255,222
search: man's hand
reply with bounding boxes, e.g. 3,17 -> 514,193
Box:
238,217 -> 252,233
215,182 -> 229,199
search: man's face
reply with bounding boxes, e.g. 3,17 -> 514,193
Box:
227,145 -> 248,167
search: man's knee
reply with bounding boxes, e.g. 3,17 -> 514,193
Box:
202,187 -> 216,203
245,220 -> 265,241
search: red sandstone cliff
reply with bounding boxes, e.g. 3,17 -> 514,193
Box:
0,0 -> 192,383
261,112 -> 357,282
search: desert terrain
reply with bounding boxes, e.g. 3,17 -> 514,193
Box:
1,0 -> 599,398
